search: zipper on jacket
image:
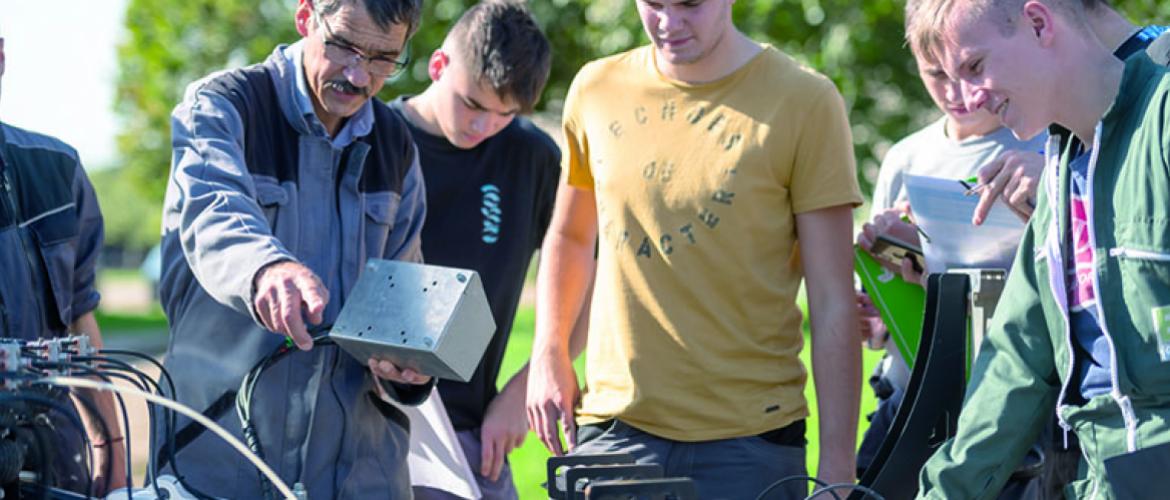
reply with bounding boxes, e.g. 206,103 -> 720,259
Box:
1109,247 -> 1170,261
1,159 -> 50,337
1047,134 -> 1077,447
0,163 -> 11,335
1084,123 -> 1139,453
0,166 -> 15,220
0,301 -> 8,336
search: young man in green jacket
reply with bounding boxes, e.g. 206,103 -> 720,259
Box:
907,0 -> 1170,498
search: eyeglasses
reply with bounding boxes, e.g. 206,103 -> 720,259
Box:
311,8 -> 409,79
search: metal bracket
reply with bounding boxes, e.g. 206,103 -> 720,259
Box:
947,268 -> 1006,360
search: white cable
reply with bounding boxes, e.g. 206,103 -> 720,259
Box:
43,376 -> 296,500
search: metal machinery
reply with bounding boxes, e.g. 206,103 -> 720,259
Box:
0,259 -> 494,499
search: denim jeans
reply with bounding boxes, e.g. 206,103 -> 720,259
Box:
570,419 -> 808,500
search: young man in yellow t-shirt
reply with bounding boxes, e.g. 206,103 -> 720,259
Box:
525,1 -> 863,497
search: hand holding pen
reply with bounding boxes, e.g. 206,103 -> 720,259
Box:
963,149 -> 1045,225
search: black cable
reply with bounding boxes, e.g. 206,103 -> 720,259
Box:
76,353 -> 173,499
100,349 -> 180,477
97,351 -> 178,444
100,349 -> 208,499
239,347 -> 292,500
33,362 -> 135,499
237,332 -> 334,500
79,355 -> 166,497
807,482 -> 885,500
99,350 -> 175,398
63,382 -> 109,499
755,475 -> 840,500
83,367 -> 163,500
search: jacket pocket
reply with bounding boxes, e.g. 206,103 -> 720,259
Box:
1108,224 -> 1170,396
253,176 -> 300,250
1109,247 -> 1170,262
362,192 -> 401,257
253,177 -> 288,224
25,205 -> 78,328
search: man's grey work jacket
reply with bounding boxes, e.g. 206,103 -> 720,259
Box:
159,42 -> 429,499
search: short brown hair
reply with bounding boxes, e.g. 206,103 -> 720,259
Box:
446,0 -> 551,113
315,0 -> 423,37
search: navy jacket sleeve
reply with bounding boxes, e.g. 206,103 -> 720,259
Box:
70,161 -> 104,320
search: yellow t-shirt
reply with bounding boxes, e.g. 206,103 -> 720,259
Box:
563,44 -> 862,441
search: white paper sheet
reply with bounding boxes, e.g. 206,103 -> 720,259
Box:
393,389 -> 482,499
903,174 -> 1027,273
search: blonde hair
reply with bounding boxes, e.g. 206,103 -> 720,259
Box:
905,0 -> 1003,61
905,0 -> 1086,59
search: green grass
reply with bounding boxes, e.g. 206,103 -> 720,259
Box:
98,267 -> 148,283
497,305 -> 883,499
94,308 -> 168,333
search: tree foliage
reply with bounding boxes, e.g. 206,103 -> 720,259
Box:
89,167 -> 162,251
115,0 -> 1165,209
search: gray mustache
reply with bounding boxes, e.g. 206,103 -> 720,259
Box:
326,80 -> 369,98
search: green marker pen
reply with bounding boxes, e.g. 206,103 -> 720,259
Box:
900,214 -> 931,243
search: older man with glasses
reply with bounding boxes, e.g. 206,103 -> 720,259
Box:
156,1 -> 431,498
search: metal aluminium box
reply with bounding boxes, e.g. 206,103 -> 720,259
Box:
329,259 -> 496,382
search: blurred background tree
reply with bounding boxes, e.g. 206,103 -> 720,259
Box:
114,0 -> 1165,233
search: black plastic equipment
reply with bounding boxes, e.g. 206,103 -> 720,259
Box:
585,477 -> 698,500
851,273 -> 970,500
546,453 -> 636,500
565,464 -> 664,500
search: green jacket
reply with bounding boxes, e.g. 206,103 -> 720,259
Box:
919,54 -> 1170,500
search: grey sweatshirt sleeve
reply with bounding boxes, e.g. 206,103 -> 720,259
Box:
70,161 -> 104,320
166,87 -> 296,322
870,142 -> 911,218
382,145 -> 426,264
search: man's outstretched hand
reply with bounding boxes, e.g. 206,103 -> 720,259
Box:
253,260 -> 328,350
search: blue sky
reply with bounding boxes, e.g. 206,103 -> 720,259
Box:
2,0 -> 126,169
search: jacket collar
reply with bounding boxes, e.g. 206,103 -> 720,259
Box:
1102,53 -> 1163,127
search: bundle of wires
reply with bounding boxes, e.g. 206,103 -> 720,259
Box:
3,332 -> 323,500
96,348 -> 216,500
236,330 -> 333,500
2,336 -> 144,499
1,336 -> 215,499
